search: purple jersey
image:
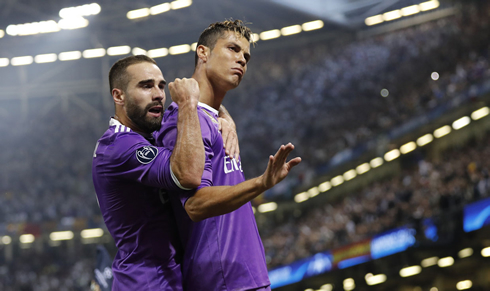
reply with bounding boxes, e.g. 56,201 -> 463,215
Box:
92,118 -> 188,291
156,103 -> 270,291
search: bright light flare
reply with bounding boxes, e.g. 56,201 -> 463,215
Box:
343,169 -> 357,181
132,47 -> 147,56
320,284 -> 332,291
384,149 -> 400,161
302,20 -> 324,31
107,46 -> 131,56
383,10 -> 402,21
437,256 -> 454,267
434,125 -> 451,138
456,280 -> 472,290
471,107 -> 489,120
421,256 -> 439,267
258,202 -> 277,213
452,116 -> 470,130
50,231 -> 74,241
420,0 -> 440,11
458,248 -> 473,258
81,228 -> 104,238
127,8 -> 150,19
0,58 -> 9,67
356,163 -> 370,174
83,48 -> 106,58
331,175 -> 344,187
295,192 -> 309,203
0,29 -> 4,38
251,33 -> 260,43
370,157 -> 384,168
19,234 -> 35,243
318,181 -> 331,192
150,3 -> 171,15
400,141 -> 417,154
11,56 -> 33,66
365,15 -> 383,26
308,187 -> 320,198
401,5 -> 420,16
35,53 -> 57,63
281,25 -> 302,36
431,72 -> 440,80
59,3 -> 101,18
1,236 -> 11,244
148,48 -> 168,58
417,134 -> 433,146
399,265 -> 422,277
343,278 -> 355,291
365,274 -> 386,285
481,246 -> 490,257
58,17 -> 89,30
169,44 -> 191,55
260,29 -> 281,41
170,0 -> 192,10
59,51 -> 82,61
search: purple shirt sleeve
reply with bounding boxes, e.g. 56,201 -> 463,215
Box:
103,131 -> 181,191
156,105 -> 216,207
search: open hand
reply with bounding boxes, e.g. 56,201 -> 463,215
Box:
260,143 -> 301,190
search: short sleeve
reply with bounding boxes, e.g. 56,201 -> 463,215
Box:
103,132 -> 182,192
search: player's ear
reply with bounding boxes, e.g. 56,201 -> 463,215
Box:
112,88 -> 125,105
196,45 -> 209,64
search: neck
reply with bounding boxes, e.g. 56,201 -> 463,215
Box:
114,112 -> 148,136
192,69 -> 227,110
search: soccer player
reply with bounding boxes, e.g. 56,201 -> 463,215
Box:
156,20 -> 301,291
92,55 -> 239,290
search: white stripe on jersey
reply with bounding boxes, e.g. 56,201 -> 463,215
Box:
113,121 -> 131,133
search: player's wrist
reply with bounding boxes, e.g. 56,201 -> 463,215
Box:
254,175 -> 269,193
176,98 -> 199,109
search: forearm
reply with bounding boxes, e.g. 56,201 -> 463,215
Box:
170,102 -> 205,189
185,176 -> 267,221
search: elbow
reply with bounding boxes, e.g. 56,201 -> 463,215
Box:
184,201 -> 206,222
179,175 -> 201,189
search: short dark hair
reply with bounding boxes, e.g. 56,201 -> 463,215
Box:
109,55 -> 157,93
194,19 -> 252,66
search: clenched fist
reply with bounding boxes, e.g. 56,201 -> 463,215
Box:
168,78 -> 200,106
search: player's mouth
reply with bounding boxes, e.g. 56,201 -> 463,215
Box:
232,68 -> 243,77
148,105 -> 163,118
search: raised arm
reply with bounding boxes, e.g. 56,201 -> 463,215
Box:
168,78 -> 205,189
184,143 -> 301,221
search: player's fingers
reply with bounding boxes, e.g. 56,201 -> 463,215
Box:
226,135 -> 235,158
234,143 -> 240,161
276,144 -> 293,163
286,157 -> 302,170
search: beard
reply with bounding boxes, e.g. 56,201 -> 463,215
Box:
126,97 -> 163,133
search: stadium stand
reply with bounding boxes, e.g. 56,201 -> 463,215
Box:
0,1 -> 489,289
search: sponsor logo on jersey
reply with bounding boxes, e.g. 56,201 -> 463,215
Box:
224,155 -> 242,174
136,146 -> 158,164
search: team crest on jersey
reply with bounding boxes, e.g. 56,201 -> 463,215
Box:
136,146 -> 158,164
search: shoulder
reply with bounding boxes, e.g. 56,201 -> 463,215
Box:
101,126 -> 150,162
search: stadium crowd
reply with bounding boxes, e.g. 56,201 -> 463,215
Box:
261,134 -> 490,268
0,1 -> 489,288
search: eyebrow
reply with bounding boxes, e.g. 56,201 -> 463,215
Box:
229,42 -> 251,62
137,79 -> 167,86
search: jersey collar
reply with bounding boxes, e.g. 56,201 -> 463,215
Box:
198,102 -> 219,116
